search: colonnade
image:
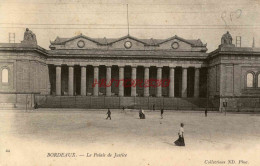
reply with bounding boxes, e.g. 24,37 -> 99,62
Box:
55,65 -> 200,98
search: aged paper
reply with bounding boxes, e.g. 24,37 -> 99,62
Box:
0,0 -> 260,166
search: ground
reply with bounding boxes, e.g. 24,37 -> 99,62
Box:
0,109 -> 259,166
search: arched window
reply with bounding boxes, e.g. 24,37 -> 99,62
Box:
2,68 -> 8,83
246,72 -> 254,88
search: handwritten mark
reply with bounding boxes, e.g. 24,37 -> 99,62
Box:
221,11 -> 228,28
221,9 -> 242,29
230,9 -> 242,21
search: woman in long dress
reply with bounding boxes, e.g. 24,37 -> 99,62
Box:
139,109 -> 142,119
174,123 -> 185,146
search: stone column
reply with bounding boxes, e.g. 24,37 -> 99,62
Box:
93,66 -> 99,96
119,66 -> 124,97
131,66 -> 137,97
144,67 -> 150,97
106,66 -> 112,96
46,65 -> 51,94
181,67 -> 188,98
55,66 -> 61,96
156,67 -> 162,97
194,67 -> 200,98
68,66 -> 74,96
80,66 -> 86,96
169,67 -> 175,97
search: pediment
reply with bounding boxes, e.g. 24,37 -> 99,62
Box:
49,34 -> 207,51
158,36 -> 192,45
51,34 -> 102,49
108,35 -> 146,50
109,35 -> 147,45
157,36 -> 205,50
60,34 -> 99,45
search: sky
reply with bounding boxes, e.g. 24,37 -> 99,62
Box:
0,0 -> 260,52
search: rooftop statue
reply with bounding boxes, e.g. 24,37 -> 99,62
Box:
22,28 -> 37,45
219,31 -> 235,48
220,31 -> 235,47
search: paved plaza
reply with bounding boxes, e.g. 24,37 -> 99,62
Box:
0,109 -> 259,166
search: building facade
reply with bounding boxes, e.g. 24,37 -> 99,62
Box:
0,29 -> 259,111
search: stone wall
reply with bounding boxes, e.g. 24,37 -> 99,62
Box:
16,59 -> 48,94
0,61 -> 15,92
208,47 -> 260,111
0,93 -> 35,109
0,48 -> 48,108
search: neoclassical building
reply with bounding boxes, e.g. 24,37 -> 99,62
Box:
0,29 -> 260,111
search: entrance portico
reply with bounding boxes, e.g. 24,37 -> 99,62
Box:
51,63 -> 206,98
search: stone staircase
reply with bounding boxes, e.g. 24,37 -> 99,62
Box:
36,95 -> 215,110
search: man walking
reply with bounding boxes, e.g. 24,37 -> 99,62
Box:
160,108 -> 164,119
205,108 -> 208,117
106,108 -> 111,120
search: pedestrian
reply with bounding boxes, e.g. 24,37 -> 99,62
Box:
160,108 -> 164,119
153,104 -> 155,111
139,108 -> 145,119
139,108 -> 142,119
34,102 -> 38,109
205,108 -> 207,117
106,108 -> 111,120
174,123 -> 185,146
141,109 -> 145,119
142,109 -> 145,119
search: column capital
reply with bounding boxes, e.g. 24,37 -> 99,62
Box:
143,66 -> 150,68
93,65 -> 99,68
51,62 -> 62,66
118,65 -> 125,68
68,65 -> 74,67
131,66 -> 137,68
106,65 -> 112,68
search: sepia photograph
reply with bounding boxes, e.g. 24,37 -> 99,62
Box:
0,0 -> 260,165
